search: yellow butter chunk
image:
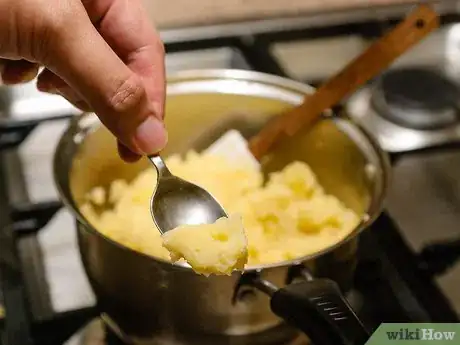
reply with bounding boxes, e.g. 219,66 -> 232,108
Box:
162,215 -> 248,276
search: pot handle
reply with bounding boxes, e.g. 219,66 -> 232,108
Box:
418,237 -> 460,276
253,276 -> 370,345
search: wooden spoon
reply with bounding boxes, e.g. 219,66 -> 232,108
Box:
248,4 -> 440,160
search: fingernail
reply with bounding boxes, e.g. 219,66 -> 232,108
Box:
2,66 -> 38,84
133,116 -> 168,154
19,68 -> 38,83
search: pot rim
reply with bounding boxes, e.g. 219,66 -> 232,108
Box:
53,68 -> 391,273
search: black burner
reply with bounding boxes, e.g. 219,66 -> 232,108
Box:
371,68 -> 460,129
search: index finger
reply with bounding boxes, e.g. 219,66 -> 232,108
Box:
83,0 -> 166,119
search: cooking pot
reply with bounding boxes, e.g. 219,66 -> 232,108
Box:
53,69 -> 390,345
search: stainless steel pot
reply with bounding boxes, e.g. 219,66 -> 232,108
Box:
53,69 -> 390,345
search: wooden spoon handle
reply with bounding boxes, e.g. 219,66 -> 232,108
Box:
248,4 -> 439,160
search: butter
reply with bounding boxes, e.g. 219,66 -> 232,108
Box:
162,214 -> 248,276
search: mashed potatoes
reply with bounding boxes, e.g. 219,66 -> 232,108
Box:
162,215 -> 248,276
81,151 -> 360,270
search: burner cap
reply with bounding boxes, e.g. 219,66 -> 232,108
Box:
371,68 -> 460,130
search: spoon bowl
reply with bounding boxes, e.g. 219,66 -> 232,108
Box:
148,155 -> 228,234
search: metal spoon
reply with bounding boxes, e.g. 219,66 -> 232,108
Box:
148,155 -> 228,234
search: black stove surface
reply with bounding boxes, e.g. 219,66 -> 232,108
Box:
2,12 -> 460,345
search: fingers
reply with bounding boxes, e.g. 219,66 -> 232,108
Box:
37,68 -> 92,111
40,1 -> 167,156
37,68 -> 67,89
83,0 -> 166,119
1,60 -> 91,112
52,88 -> 92,112
0,59 -> 39,84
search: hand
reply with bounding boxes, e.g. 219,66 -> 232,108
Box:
0,0 -> 167,162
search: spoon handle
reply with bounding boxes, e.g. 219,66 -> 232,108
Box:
248,4 -> 440,160
148,155 -> 173,177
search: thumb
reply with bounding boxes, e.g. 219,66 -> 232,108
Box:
39,6 -> 167,155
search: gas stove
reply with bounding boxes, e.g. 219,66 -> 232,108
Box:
2,6 -> 460,345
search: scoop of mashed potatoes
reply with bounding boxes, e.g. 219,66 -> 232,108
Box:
162,215 -> 248,276
81,151 -> 360,271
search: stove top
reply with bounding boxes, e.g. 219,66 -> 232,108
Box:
71,318 -> 311,345
371,68 -> 460,130
2,8 -> 460,345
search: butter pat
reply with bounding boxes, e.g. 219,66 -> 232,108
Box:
162,215 -> 248,276
204,130 -> 260,171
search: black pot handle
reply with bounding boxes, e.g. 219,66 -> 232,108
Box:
269,278 -> 370,345
418,238 -> 460,276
